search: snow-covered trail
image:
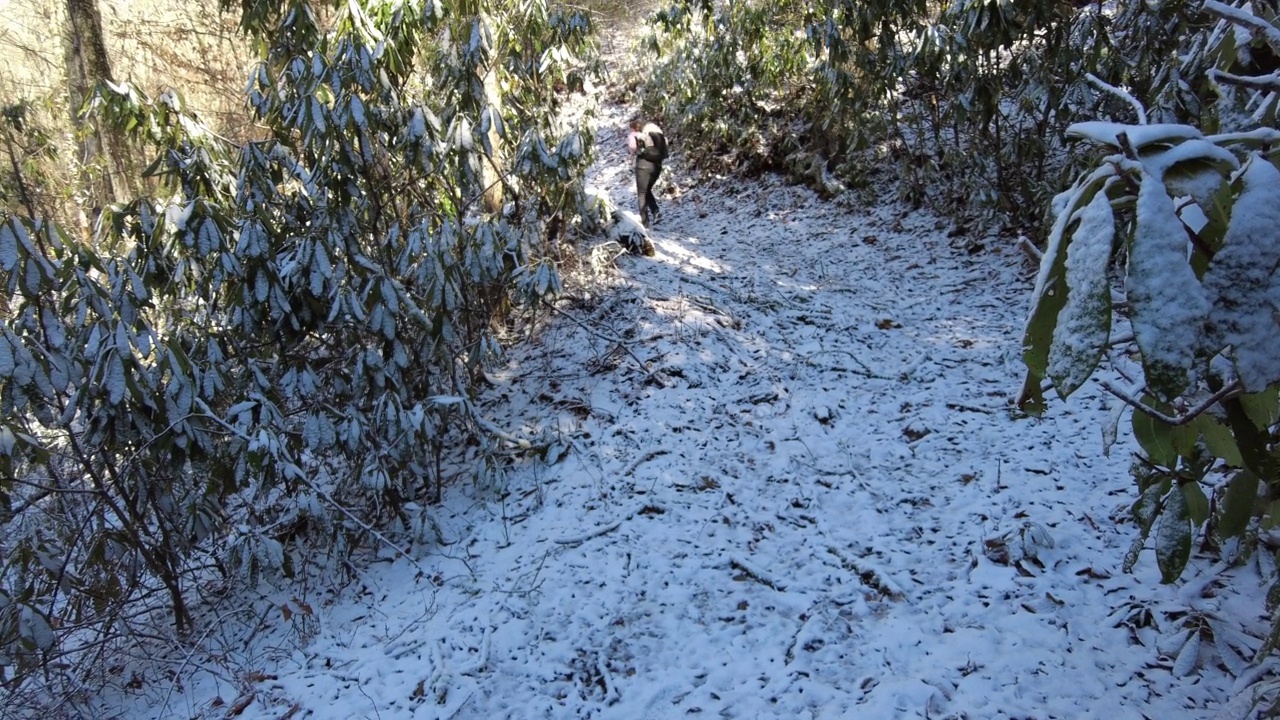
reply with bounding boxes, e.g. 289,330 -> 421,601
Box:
117,102 -> 1255,720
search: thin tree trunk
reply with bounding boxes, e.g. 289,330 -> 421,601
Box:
478,59 -> 505,215
63,0 -> 129,227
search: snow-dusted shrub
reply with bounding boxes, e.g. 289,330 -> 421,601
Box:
634,0 -> 1213,228
1020,1 -> 1280,700
0,0 -> 598,696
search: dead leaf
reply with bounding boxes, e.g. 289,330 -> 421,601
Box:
983,538 -> 1011,565
225,693 -> 255,717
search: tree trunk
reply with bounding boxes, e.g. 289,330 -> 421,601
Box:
478,60 -> 505,215
63,0 -> 128,225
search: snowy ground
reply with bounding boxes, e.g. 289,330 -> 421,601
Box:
78,95 -> 1273,720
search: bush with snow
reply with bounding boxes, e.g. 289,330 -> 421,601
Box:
1020,4 -> 1280,709
0,0 -> 599,699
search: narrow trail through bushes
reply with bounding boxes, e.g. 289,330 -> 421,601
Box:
101,59 -> 1262,720
140,100 -> 1255,719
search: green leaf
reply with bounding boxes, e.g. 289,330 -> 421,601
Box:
1156,487 -> 1192,584
1240,385 -> 1280,430
1172,420 -> 1199,458
1181,482 -> 1210,528
1197,415 -> 1243,467
1133,406 -> 1177,467
1217,470 -> 1258,540
1017,371 -> 1046,417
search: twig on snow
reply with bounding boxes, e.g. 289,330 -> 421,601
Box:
553,519 -> 624,547
946,401 -> 995,415
621,448 -> 670,477
542,300 -> 660,382
552,502 -> 667,547
730,556 -> 787,592
597,655 -> 621,705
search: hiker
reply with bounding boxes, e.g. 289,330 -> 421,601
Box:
627,117 -> 667,228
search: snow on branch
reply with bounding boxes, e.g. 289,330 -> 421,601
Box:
1201,0 -> 1280,53
1207,127 -> 1280,145
1085,73 -> 1148,125
1209,68 -> 1280,93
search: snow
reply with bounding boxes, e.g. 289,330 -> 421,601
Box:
1144,138 -> 1239,177
1046,187 -> 1113,397
1202,155 -> 1280,392
1125,167 -> 1209,397
1203,0 -> 1280,54
1067,121 -> 1201,149
75,102 -> 1276,720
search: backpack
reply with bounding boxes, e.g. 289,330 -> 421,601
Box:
640,128 -> 668,163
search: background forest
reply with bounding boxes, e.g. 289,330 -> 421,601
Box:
4,0 -> 1280,716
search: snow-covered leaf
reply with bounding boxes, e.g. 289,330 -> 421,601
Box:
18,605 -> 54,652
106,353 -> 126,405
1172,629 -> 1202,677
1047,189 -> 1114,398
1127,169 -> 1209,399
1156,487 -> 1192,583
1067,122 -> 1201,149
0,219 -> 18,271
1202,156 -> 1280,392
0,336 -> 13,378
1020,167 -> 1110,413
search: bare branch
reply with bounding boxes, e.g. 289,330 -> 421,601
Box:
1099,378 -> 1242,426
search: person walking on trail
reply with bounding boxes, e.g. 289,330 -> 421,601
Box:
627,117 -> 668,229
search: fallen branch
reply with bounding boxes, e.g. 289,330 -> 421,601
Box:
1018,236 -> 1044,263
543,300 -> 659,382
554,519 -> 624,547
730,556 -> 786,592
946,401 -> 995,415
621,449 -> 670,478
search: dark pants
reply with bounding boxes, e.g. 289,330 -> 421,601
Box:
635,159 -> 662,227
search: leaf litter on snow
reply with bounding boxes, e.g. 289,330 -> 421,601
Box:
108,101 -> 1268,720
